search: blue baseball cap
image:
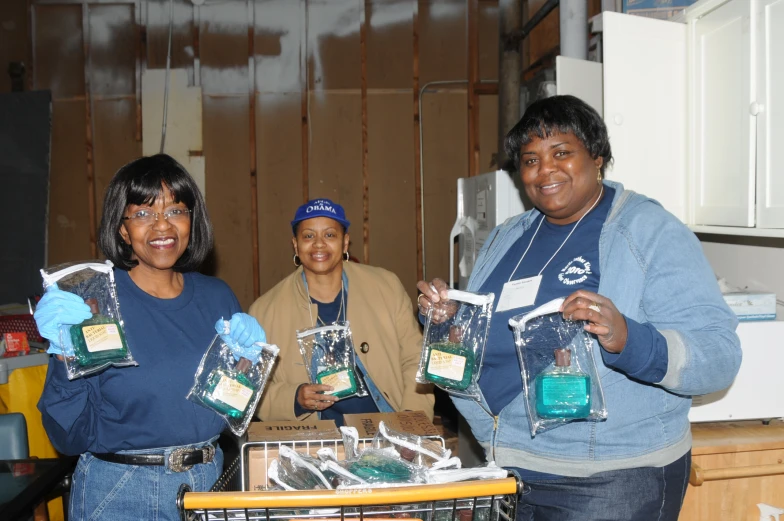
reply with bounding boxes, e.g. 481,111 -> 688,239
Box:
291,198 -> 351,232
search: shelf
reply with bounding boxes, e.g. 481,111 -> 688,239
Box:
691,420 -> 784,456
689,225 -> 784,239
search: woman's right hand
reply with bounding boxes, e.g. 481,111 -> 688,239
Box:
296,383 -> 338,412
34,284 -> 92,358
415,278 -> 457,323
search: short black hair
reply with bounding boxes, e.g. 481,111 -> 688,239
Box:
504,95 -> 613,175
98,154 -> 213,272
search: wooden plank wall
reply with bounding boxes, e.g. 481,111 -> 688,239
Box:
1,0 -> 522,310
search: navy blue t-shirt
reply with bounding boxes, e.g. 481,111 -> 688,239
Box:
293,288 -> 378,426
38,269 -> 242,455
478,187 -> 615,416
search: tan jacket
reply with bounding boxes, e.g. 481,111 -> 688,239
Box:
249,261 -> 434,421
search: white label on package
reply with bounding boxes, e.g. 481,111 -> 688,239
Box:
83,324 -> 123,352
428,349 -> 467,381
320,370 -> 352,394
212,375 -> 253,412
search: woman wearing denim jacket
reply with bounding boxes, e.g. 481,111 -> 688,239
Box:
417,95 -> 741,521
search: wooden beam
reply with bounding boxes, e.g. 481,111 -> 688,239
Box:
360,0 -> 370,265
467,0 -> 480,177
82,2 -> 97,258
498,0 -> 522,169
248,0 -> 260,299
413,0 -> 423,282
27,1 -> 34,91
135,0 -> 142,141
300,0 -> 309,203
474,82 -> 498,95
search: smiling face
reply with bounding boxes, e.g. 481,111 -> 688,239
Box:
118,184 -> 192,274
519,131 -> 604,225
292,217 -> 349,277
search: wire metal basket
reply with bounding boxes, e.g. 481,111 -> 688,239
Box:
239,436 -> 446,492
177,444 -> 519,521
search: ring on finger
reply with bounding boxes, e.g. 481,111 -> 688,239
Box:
417,293 -> 428,308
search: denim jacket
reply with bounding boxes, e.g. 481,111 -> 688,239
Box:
453,180 -> 741,477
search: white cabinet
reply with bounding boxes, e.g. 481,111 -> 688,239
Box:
756,0 -> 784,228
601,12 -> 687,222
691,0 -> 754,227
598,0 -> 784,236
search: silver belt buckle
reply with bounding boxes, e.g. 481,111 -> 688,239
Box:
201,444 -> 216,464
168,447 -> 193,473
168,445 -> 215,473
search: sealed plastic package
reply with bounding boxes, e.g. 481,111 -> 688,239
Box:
345,448 -> 424,485
297,322 -> 367,400
509,297 -> 607,437
416,289 -> 494,400
269,445 -> 333,490
371,421 -> 456,469
188,324 -> 279,436
40,260 -> 136,379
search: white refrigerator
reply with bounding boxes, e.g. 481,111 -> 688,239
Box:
450,170 -> 527,290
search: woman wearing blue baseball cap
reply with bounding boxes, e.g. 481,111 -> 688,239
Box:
249,198 -> 434,425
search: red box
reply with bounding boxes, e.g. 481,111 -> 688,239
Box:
3,331 -> 30,357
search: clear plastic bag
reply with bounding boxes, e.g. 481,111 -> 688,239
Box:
345,448 -> 425,485
268,458 -> 324,491
187,330 -> 279,436
416,289 -> 494,401
371,421 -> 454,468
319,459 -> 368,487
297,322 -> 367,399
278,446 -> 333,490
425,462 -> 507,484
340,426 -> 361,461
40,260 -> 137,379
509,297 -> 608,437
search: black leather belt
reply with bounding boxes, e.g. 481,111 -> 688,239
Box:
92,444 -> 216,472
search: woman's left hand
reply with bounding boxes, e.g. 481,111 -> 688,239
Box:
561,290 -> 628,354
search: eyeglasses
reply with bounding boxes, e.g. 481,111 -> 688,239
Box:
122,208 -> 192,224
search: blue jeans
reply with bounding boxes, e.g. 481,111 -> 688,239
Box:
515,451 -> 690,521
69,439 -> 223,521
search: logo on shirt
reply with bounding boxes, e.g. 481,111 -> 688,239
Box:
558,256 -> 592,285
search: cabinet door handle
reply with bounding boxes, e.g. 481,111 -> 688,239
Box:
690,461 -> 784,486
750,102 -> 765,116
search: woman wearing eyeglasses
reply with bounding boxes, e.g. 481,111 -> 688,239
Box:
34,154 -> 266,521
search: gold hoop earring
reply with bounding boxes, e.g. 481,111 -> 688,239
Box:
597,168 -> 602,185
293,254 -> 301,267
343,252 -> 350,262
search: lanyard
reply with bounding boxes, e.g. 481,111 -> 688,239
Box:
301,271 -> 347,328
507,187 -> 604,282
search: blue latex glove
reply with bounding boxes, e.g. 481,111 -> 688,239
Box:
34,284 -> 92,355
214,313 -> 266,362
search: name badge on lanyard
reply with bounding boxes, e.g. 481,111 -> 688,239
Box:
496,275 -> 542,312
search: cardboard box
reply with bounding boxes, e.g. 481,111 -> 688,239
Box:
245,420 -> 344,491
343,411 -> 440,439
2,332 -> 30,357
246,419 -> 341,442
